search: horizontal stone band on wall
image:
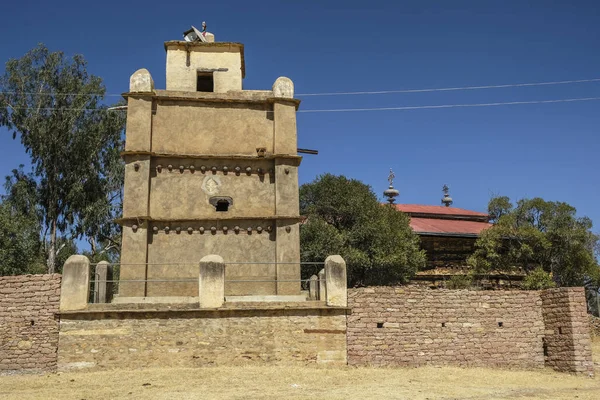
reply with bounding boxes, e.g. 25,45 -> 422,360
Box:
0,274 -> 61,373
57,307 -> 348,370
347,287 -> 546,369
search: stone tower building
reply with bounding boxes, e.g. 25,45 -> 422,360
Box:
118,33 -> 302,299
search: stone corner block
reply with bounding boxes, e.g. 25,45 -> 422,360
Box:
272,76 -> 294,98
60,255 -> 90,311
129,68 -> 154,93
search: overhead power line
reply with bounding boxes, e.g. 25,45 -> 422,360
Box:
295,78 -> 600,96
296,97 -> 600,113
4,97 -> 600,113
0,77 -> 599,98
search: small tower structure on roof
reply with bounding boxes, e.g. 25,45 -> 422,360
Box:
441,184 -> 453,207
383,169 -> 400,205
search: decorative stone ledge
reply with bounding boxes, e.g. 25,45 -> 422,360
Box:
121,90 -> 301,108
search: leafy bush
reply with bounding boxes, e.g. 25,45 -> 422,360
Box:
522,267 -> 556,290
446,275 -> 473,289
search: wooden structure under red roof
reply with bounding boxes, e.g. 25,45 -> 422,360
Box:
392,203 -> 523,287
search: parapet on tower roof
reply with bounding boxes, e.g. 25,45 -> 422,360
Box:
162,24 -> 247,92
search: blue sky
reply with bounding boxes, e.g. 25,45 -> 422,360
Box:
1,1 -> 599,233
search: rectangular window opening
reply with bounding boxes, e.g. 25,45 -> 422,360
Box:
197,73 -> 214,92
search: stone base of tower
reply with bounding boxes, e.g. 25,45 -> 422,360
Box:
57,305 -> 348,371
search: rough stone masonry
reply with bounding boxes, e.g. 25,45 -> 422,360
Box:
0,274 -> 61,373
0,274 -> 594,374
347,286 -> 594,374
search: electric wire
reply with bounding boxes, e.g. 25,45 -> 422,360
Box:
0,77 -> 599,98
295,78 -> 600,96
3,96 -> 600,113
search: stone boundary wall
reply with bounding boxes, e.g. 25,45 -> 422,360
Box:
57,308 -> 347,371
0,274 -> 61,373
541,287 -> 594,375
1,274 -> 593,374
347,287 -> 546,369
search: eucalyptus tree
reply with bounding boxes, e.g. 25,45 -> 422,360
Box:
0,44 -> 126,272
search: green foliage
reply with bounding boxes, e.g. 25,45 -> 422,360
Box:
469,196 -> 599,288
300,174 -> 425,286
446,274 -> 473,289
522,266 -> 556,290
487,196 -> 513,223
0,44 -> 125,273
0,167 -> 44,275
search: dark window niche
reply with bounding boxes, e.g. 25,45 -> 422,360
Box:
197,73 -> 214,92
441,322 -> 446,328
498,322 -> 503,328
216,200 -> 229,212
376,322 -> 384,329
210,196 -> 233,212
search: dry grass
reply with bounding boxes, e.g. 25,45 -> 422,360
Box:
1,338 -> 598,399
593,336 -> 600,366
1,363 -> 599,400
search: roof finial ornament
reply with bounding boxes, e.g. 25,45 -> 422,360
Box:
383,168 -> 400,205
441,184 -> 453,207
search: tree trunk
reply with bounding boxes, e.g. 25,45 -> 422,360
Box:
47,219 -> 56,274
90,238 -> 97,257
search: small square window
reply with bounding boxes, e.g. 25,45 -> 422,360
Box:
197,73 -> 214,92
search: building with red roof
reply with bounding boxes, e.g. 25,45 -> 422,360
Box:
382,176 -> 523,287
395,204 -> 492,270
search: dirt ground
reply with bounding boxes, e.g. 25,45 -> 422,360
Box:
1,339 -> 599,400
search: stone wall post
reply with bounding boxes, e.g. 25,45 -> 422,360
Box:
325,255 -> 347,307
95,261 -> 113,304
199,255 -> 225,308
60,255 -> 90,311
318,268 -> 326,301
541,287 -> 594,375
309,275 -> 318,300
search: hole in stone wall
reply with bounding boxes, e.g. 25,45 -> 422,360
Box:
498,322 -> 503,328
441,322 -> 446,327
209,196 -> 233,212
376,322 -> 384,328
543,342 -> 548,357
216,200 -> 229,212
558,327 -> 563,334
30,320 -> 35,326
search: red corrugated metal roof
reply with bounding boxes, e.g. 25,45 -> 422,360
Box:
395,204 -> 488,217
409,217 -> 492,235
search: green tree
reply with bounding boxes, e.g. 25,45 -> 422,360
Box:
300,174 -> 425,286
0,44 -> 126,272
469,196 -> 600,287
0,167 -> 45,275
